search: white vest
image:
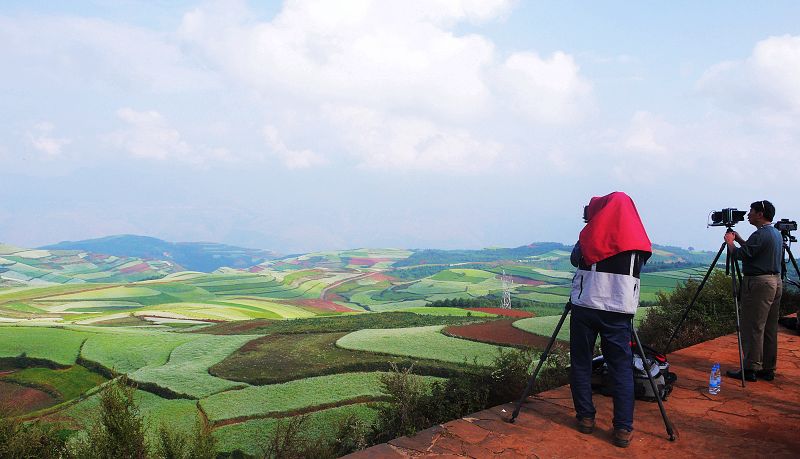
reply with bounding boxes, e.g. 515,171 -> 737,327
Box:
570,252 -> 640,315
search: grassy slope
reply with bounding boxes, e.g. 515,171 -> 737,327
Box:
200,372 -> 441,422
336,325 -> 513,366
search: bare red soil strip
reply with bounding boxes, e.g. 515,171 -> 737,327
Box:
290,299 -> 356,313
465,308 -> 534,318
119,262 -> 150,274
367,272 -> 399,282
348,257 -> 392,267
0,381 -> 59,414
443,319 -> 562,349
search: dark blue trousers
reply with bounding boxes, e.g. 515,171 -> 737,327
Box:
569,305 -> 634,431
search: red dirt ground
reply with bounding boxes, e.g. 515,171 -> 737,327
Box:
247,266 -> 266,273
0,381 -> 59,414
348,257 -> 392,267
465,307 -> 534,318
119,262 -> 150,274
290,299 -> 357,313
444,319 -> 563,349
368,273 -> 399,282
499,275 -> 546,286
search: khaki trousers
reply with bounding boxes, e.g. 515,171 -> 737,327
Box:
740,274 -> 782,371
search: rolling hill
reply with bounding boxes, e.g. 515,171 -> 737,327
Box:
40,235 -> 280,272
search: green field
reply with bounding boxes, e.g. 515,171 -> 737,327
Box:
201,372 -> 441,422
512,306 -> 651,341
0,242 -> 714,456
336,325 -> 513,366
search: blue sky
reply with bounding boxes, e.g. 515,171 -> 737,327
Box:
1,1 -> 799,253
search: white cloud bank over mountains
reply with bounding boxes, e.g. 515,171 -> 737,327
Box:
4,1 -> 797,177
177,0 -> 593,171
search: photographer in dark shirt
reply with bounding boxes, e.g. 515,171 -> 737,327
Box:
724,200 -> 783,382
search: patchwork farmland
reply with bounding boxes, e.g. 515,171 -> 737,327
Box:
0,241 -> 713,456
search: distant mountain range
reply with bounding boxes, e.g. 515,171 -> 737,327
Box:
40,235 -> 281,272
0,235 -> 718,288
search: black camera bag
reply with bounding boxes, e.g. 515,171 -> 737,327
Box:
590,344 -> 677,402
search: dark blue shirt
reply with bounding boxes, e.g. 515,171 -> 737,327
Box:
732,225 -> 783,275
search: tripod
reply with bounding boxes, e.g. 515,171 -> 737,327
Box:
662,227 -> 748,387
507,302 -> 677,442
780,230 -> 800,288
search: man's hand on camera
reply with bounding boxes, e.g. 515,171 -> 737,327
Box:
724,232 -> 736,245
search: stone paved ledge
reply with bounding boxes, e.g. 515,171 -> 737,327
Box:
347,327 -> 800,458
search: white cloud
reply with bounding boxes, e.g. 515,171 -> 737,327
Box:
0,15 -> 217,92
494,51 -> 593,124
698,34 -> 800,115
110,108 -> 191,161
27,122 -> 71,156
622,111 -> 671,154
178,0 -> 591,172
326,105 -> 502,172
263,125 -> 326,169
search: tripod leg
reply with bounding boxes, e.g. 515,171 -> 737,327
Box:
508,303 -> 571,423
787,246 -> 800,282
664,242 -> 726,354
729,253 -> 747,387
631,325 -> 677,441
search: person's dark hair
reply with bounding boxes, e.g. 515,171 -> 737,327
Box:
750,200 -> 775,221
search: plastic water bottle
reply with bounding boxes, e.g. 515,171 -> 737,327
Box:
709,363 -> 721,395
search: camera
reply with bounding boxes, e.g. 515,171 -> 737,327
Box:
709,208 -> 746,227
775,218 -> 797,233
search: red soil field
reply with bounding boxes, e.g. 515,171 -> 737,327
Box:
443,319 -> 566,349
498,275 -> 546,286
290,299 -> 356,313
247,266 -> 266,273
348,257 -> 392,267
0,381 -> 59,414
119,263 -> 150,274
367,272 -> 398,282
465,307 -> 534,318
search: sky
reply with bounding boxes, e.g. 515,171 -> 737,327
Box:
1,0 -> 799,253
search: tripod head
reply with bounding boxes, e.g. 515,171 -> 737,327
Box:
775,218 -> 797,243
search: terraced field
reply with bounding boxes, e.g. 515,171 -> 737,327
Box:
0,242 -> 716,455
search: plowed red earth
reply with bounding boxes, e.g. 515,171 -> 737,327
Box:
0,381 -> 58,413
367,273 -> 398,282
119,262 -> 149,274
444,319 -> 564,349
465,308 -> 534,318
348,257 -> 392,266
292,299 -> 356,312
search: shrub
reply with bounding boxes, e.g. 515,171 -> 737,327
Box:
371,347 -> 570,443
261,415 -> 336,459
155,414 -> 216,459
70,375 -> 149,459
638,270 -> 738,352
0,411 -> 68,459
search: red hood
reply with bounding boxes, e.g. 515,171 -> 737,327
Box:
578,191 -> 652,265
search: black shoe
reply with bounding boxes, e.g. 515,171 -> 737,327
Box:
726,369 -> 757,382
576,417 -> 595,434
755,369 -> 775,381
612,428 -> 633,448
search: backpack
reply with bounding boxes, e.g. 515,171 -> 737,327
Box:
590,343 -> 677,402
